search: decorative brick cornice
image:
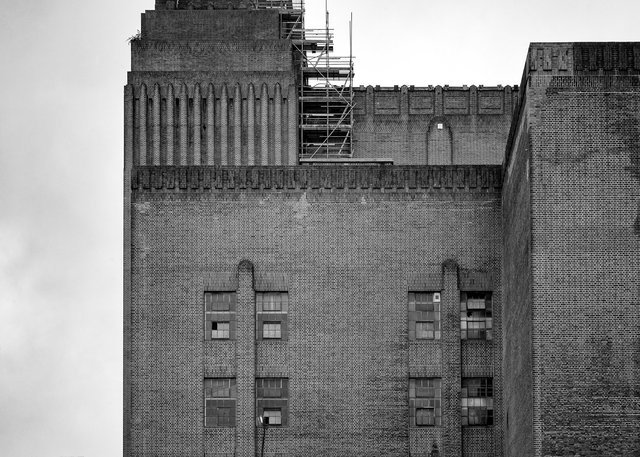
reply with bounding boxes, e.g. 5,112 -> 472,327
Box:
131,166 -> 503,192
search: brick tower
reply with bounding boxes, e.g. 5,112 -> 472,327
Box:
124,3 -> 640,457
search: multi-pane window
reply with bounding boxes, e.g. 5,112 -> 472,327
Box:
204,378 -> 237,427
408,292 -> 441,340
256,292 -> 288,341
262,409 -> 282,425
461,378 -> 493,426
205,292 -> 237,341
256,378 -> 289,427
460,292 -> 493,340
212,322 -> 230,339
409,378 -> 442,427
262,322 -> 282,339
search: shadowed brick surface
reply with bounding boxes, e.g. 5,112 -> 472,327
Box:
504,43 -> 640,457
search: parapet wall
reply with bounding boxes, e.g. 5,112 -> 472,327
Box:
352,86 -> 518,166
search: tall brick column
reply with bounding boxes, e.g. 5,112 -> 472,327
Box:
236,260 -> 256,457
441,260 -> 461,456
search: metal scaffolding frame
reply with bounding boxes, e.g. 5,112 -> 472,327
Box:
256,0 -> 354,160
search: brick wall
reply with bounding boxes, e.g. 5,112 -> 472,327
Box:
352,86 -> 518,165
504,42 -> 640,457
141,10 -> 280,41
502,95 -> 534,457
127,165 -> 503,457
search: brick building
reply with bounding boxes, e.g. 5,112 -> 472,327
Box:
123,1 -> 640,456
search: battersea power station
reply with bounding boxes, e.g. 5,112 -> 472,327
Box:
123,1 -> 640,456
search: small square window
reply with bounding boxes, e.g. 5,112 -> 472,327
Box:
437,123 -> 444,130
263,322 -> 282,339
263,409 -> 282,426
416,321 -> 435,339
211,322 -> 230,339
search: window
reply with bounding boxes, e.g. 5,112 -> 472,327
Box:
262,322 -> 282,339
262,409 -> 282,425
460,292 -> 493,340
409,378 -> 442,427
256,292 -> 288,341
416,321 -> 435,339
204,378 -> 236,427
256,378 -> 289,427
416,408 -> 436,426
211,321 -> 230,339
408,292 -> 441,341
205,292 -> 236,341
461,378 -> 493,426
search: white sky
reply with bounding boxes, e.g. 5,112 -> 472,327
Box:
0,0 -> 638,455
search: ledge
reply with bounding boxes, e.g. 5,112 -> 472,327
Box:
131,165 -> 503,192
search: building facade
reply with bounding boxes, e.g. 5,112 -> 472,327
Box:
123,1 -> 640,456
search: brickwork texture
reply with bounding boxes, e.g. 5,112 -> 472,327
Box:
123,2 -> 640,455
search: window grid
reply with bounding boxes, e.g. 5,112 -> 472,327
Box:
205,292 -> 236,341
409,378 -> 442,427
256,292 -> 288,313
409,292 -> 441,340
461,377 -> 493,426
460,292 -> 493,340
263,409 -> 282,425
262,322 -> 282,339
256,378 -> 289,427
204,378 -> 236,428
211,321 -> 230,339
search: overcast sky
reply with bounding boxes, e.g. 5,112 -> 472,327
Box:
0,0 -> 638,456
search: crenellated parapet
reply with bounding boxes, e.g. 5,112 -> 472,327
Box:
354,85 -> 518,117
352,85 -> 519,166
130,165 -> 504,192
526,42 -> 640,76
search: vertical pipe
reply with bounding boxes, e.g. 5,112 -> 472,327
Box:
166,84 -> 174,166
287,84 -> 297,165
274,84 -> 282,165
261,83 -> 269,165
221,84 -> 228,166
207,84 -> 215,165
194,83 -> 202,165
247,84 -> 256,166
153,84 -> 161,165
179,83 -> 188,165
139,84 -> 147,166
234,83 -> 242,166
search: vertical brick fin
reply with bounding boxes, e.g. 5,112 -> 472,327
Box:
194,83 -> 202,166
139,84 -> 148,166
152,84 -> 161,166
179,83 -> 188,165
206,84 -> 215,165
435,86 -> 444,116
441,260 -> 462,456
287,84 -> 297,165
261,83 -> 269,166
235,260 -> 256,457
400,85 -> 409,119
220,84 -> 229,166
124,85 -> 134,169
247,84 -> 256,166
166,84 -> 175,166
274,84 -> 282,165
470,86 -> 478,115
234,83 -> 242,166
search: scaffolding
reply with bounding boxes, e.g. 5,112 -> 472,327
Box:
255,0 -> 355,160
